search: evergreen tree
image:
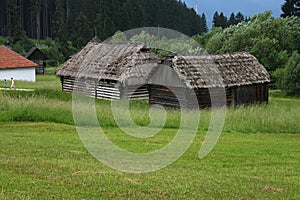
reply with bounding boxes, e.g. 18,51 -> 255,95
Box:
219,12 -> 228,29
6,0 -> 23,40
235,12 -> 245,24
228,13 -> 236,26
122,0 -> 146,30
0,0 -> 207,51
52,0 -> 67,41
213,12 -> 228,29
212,11 -> 220,27
72,12 -> 90,48
95,1 -> 116,40
281,0 -> 300,17
200,13 -> 208,33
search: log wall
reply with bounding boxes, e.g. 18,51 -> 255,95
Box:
62,76 -> 96,97
149,85 -> 187,109
96,81 -> 120,100
230,84 -> 269,106
149,84 -> 269,109
61,76 -> 149,100
121,86 -> 149,100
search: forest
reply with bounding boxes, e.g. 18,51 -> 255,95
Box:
0,0 -> 208,43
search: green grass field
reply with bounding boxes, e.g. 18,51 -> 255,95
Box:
1,123 -> 299,199
0,76 -> 300,199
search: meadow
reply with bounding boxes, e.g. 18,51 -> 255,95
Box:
0,73 -> 300,199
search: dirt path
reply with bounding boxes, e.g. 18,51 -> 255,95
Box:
0,88 -> 34,91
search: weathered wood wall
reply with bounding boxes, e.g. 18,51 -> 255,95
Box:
149,86 -> 228,109
229,84 -> 269,106
149,85 -> 184,109
27,51 -> 46,75
35,62 -> 46,75
121,86 -> 149,100
149,84 -> 269,109
61,76 -> 149,100
61,76 -> 269,107
61,76 -> 96,97
96,81 -> 120,100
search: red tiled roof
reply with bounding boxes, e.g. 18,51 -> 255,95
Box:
0,45 -> 38,69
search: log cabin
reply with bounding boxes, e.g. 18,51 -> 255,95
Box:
55,36 -> 160,99
148,52 -> 271,109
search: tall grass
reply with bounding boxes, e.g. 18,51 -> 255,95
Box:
224,98 -> 300,133
1,90 -> 300,133
0,92 -> 73,124
1,75 -> 299,133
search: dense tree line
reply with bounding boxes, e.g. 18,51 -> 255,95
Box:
212,11 -> 249,29
0,0 -> 208,48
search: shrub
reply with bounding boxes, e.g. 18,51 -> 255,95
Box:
283,51 -> 300,96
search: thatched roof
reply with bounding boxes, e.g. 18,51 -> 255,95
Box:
56,36 -> 100,75
55,38 -> 160,86
159,52 -> 271,89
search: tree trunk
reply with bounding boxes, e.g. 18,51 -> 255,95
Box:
36,6 -> 41,39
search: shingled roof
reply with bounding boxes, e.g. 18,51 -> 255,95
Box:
168,52 -> 270,89
0,45 -> 38,69
55,39 -> 160,85
25,47 -> 48,60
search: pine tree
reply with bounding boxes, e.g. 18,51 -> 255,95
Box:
228,13 -> 236,26
219,12 -> 228,29
95,0 -> 116,40
73,12 -> 90,48
200,13 -> 208,33
52,0 -> 67,41
281,0 -> 300,17
7,0 -> 24,40
122,0 -> 146,30
212,12 -> 220,27
235,12 -> 245,24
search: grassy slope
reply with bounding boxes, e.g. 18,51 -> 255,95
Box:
0,123 -> 299,199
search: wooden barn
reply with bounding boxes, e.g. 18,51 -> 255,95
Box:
148,52 -> 271,109
26,47 -> 48,75
55,37 -> 160,99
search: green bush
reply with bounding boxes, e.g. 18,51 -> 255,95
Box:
283,51 -> 300,96
272,67 -> 285,89
0,36 -> 6,45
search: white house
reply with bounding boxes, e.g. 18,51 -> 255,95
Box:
0,45 -> 37,82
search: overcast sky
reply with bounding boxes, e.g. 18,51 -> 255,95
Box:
184,0 -> 285,27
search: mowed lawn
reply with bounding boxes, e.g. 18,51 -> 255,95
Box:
0,122 -> 299,199
0,75 -> 300,199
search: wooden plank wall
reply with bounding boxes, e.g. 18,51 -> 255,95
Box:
96,81 -> 120,100
36,65 -> 45,75
61,76 -> 269,105
149,85 -> 185,109
62,76 -> 75,93
61,76 -> 150,100
194,87 -> 229,108
62,76 -> 96,97
122,86 -> 149,100
149,84 -> 269,109
230,84 -> 269,106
